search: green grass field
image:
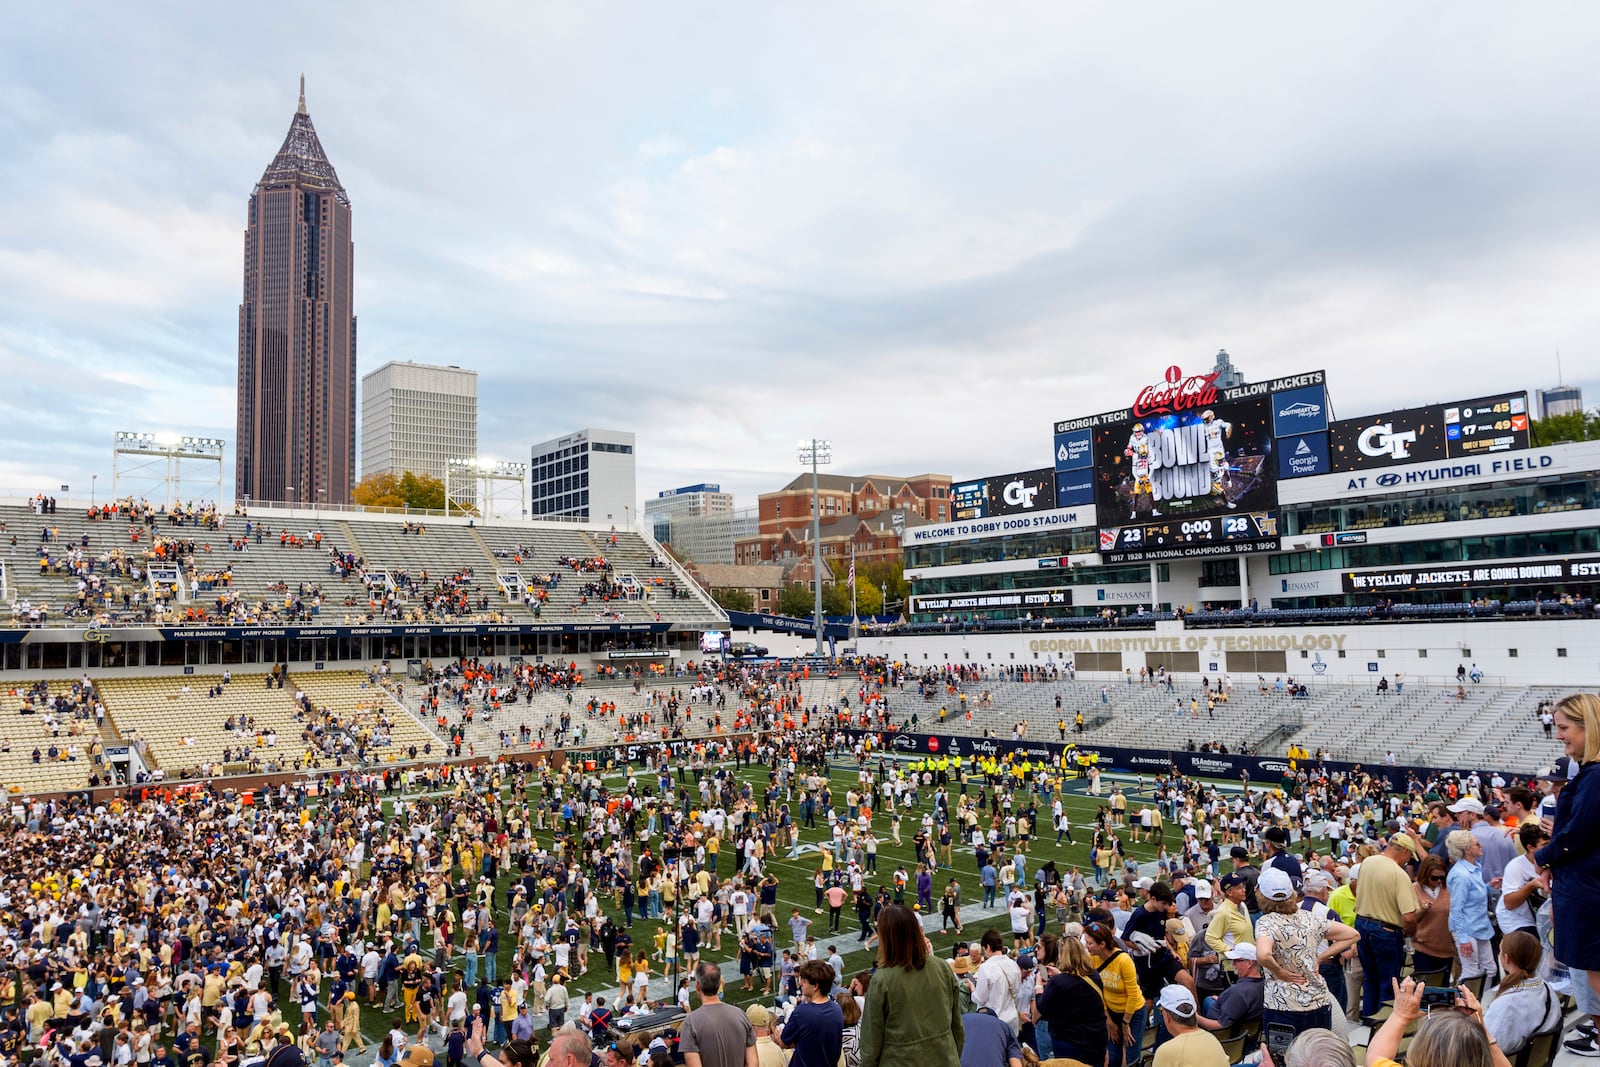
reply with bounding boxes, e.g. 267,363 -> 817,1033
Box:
288,757 -> 1324,1048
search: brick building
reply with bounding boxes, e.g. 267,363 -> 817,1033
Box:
734,472 -> 948,565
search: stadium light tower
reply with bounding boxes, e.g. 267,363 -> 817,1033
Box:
111,431 -> 225,511
447,457 -> 529,520
797,439 -> 832,658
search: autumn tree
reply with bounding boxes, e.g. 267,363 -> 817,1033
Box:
351,471 -> 449,511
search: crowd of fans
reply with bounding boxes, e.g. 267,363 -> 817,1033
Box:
0,652 -> 1594,1067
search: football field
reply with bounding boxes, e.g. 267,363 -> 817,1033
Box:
317,753 -> 1320,1048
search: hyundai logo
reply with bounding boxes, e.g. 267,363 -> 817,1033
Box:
1375,472 -> 1402,487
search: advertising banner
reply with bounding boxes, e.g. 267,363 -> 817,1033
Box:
1055,468 -> 1095,507
1341,555 -> 1600,593
1278,433 -> 1331,479
1272,383 -> 1330,437
851,729 -> 1511,791
1053,428 -> 1095,471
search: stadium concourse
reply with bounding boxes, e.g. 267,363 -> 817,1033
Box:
0,656 -> 1594,1067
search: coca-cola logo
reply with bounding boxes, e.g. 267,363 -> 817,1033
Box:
927,737 -> 940,752
1132,365 -> 1220,418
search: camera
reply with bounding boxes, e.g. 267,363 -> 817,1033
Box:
1264,1023 -> 1295,1063
1420,986 -> 1459,1011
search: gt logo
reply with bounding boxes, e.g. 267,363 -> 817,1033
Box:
1357,423 -> 1417,459
1002,479 -> 1040,508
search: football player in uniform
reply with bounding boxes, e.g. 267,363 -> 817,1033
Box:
1124,423 -> 1159,518
1200,410 -> 1236,508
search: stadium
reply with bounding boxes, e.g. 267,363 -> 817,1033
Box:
1,360 -> 1597,1067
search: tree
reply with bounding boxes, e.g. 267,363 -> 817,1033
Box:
826,559 -> 883,615
777,583 -> 816,617
1530,408 -> 1600,447
860,559 -> 908,613
400,472 -> 447,512
352,470 -> 450,512
713,587 -> 755,612
351,472 -> 405,509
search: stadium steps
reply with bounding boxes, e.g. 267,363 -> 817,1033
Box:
282,669 -> 437,759
336,520 -> 370,569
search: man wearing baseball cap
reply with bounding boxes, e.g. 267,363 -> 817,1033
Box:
746,1005 -> 786,1067
1353,831 -> 1422,1020
1152,986 -> 1227,1067
1196,943 -> 1263,1035
1261,827 -> 1303,888
1203,875 -> 1253,961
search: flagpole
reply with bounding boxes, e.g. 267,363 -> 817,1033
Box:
850,542 -> 857,622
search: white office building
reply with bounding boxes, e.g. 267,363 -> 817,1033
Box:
644,483 -> 755,563
529,428 -> 637,523
360,361 -> 478,485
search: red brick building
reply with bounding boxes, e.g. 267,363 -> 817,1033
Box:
734,473 -> 948,566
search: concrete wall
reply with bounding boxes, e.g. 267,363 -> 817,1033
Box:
858,617 -> 1600,686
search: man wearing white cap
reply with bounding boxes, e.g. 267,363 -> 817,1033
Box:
1152,985 -> 1227,1067
1181,882 -> 1224,998
1196,942 -> 1263,1035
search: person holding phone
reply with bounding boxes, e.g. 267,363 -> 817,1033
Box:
1364,976 -> 1510,1067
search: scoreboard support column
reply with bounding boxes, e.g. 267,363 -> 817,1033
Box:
1150,562 -> 1160,613
1239,553 -> 1250,607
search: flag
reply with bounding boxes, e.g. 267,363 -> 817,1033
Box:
847,557 -> 855,588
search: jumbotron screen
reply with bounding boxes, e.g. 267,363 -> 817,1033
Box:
1093,382 -> 1286,562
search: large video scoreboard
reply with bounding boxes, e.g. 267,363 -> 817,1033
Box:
1054,367 -> 1327,562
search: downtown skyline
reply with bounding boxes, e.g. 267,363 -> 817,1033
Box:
1,4 -> 1598,513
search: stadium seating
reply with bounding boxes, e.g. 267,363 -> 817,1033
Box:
0,681 -> 97,794
95,675 -> 308,776
284,669 -> 437,755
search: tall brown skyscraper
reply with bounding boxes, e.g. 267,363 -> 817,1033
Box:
236,77 -> 356,506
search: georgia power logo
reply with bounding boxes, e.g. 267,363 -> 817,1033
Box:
1279,401 -> 1322,418
1358,423 -> 1418,460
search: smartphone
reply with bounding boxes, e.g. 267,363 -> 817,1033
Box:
1265,1022 -> 1295,1063
1421,986 -> 1459,1011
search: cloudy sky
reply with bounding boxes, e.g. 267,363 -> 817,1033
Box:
2,3 -> 1598,512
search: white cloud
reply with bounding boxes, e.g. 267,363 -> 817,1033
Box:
0,1 -> 1597,512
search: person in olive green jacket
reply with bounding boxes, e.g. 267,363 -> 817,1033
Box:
859,905 -> 963,1067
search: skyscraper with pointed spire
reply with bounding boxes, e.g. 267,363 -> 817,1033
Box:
236,77 -> 356,506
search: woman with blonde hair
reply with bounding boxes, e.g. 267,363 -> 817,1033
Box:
1365,975 -> 1508,1067
1444,829 -> 1495,982
1532,692 -> 1600,1057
